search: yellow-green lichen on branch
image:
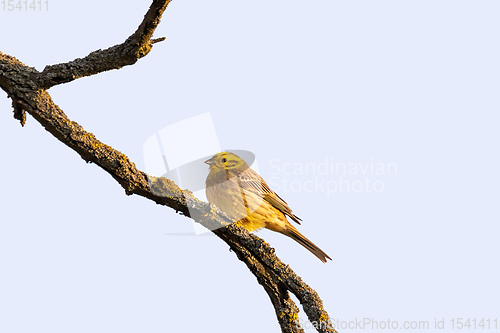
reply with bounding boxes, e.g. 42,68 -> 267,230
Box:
148,175 -> 183,199
288,312 -> 299,322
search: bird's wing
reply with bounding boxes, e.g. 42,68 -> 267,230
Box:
236,169 -> 302,224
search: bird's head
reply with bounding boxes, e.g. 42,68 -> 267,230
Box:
205,152 -> 249,172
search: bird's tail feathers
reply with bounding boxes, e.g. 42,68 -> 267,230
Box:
284,225 -> 331,263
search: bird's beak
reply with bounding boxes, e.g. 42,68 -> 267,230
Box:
205,157 -> 215,165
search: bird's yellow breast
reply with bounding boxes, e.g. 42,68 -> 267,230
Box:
206,171 -> 285,232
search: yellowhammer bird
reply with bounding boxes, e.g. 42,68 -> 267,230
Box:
205,152 -> 331,263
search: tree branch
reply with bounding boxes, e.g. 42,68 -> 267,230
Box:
0,2 -> 336,332
38,0 -> 171,89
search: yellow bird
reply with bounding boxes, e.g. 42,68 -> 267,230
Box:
205,152 -> 331,263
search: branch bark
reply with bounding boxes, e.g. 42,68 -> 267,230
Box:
0,2 -> 336,332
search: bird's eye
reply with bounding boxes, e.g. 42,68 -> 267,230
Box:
221,158 -> 227,163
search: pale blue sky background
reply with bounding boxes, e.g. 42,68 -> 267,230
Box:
1,1 -> 499,332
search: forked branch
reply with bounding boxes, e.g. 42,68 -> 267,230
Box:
0,1 -> 336,332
